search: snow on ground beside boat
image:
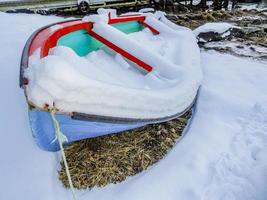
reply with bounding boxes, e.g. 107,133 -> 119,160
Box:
193,22 -> 235,36
239,3 -> 266,11
0,12 -> 267,200
25,13 -> 202,119
204,40 -> 267,61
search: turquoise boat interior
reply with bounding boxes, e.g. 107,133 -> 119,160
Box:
57,21 -> 144,56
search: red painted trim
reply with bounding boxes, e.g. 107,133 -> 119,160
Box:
88,29 -> 153,72
141,22 -> 160,35
108,15 -> 159,35
40,22 -> 91,57
29,19 -> 81,56
29,15 -> 160,73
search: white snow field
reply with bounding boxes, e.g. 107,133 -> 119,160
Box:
0,12 -> 267,200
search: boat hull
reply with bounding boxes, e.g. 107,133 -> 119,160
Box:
29,109 -> 145,151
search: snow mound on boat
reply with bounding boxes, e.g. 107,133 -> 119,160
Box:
193,22 -> 235,36
25,13 -> 202,120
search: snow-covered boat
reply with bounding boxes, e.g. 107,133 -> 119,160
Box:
20,10 -> 202,151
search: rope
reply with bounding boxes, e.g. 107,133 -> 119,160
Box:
50,108 -> 77,200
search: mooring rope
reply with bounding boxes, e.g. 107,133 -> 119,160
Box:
50,108 -> 77,200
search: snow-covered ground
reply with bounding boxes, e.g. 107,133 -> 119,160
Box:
204,41 -> 267,62
239,3 -> 266,11
0,12 -> 267,200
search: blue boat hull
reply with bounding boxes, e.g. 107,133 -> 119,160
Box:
20,19 -> 199,152
29,109 -> 146,151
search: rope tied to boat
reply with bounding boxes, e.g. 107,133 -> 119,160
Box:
50,108 -> 77,200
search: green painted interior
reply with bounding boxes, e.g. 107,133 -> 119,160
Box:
57,21 -> 144,57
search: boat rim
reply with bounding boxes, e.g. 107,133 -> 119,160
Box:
20,16 -> 200,124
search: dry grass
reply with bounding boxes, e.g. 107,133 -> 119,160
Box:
59,110 -> 192,189
175,10 -> 247,29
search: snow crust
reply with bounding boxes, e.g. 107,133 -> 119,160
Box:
205,40 -> 267,61
193,22 -> 235,36
1,12 -> 267,200
25,12 -> 202,119
239,3 -> 266,11
139,7 -> 155,13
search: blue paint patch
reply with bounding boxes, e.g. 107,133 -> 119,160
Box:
29,109 -> 145,151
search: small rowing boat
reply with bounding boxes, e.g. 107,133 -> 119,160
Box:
20,10 -> 202,151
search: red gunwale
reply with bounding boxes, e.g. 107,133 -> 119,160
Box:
108,15 -> 159,35
28,15 -> 160,74
40,21 -> 92,58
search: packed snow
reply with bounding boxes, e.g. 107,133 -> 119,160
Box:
1,11 -> 267,200
204,40 -> 267,61
25,12 -> 202,119
231,15 -> 266,21
193,22 -> 235,36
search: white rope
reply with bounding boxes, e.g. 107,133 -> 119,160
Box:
50,108 -> 77,200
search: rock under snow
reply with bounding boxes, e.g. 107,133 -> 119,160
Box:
194,22 -> 242,43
